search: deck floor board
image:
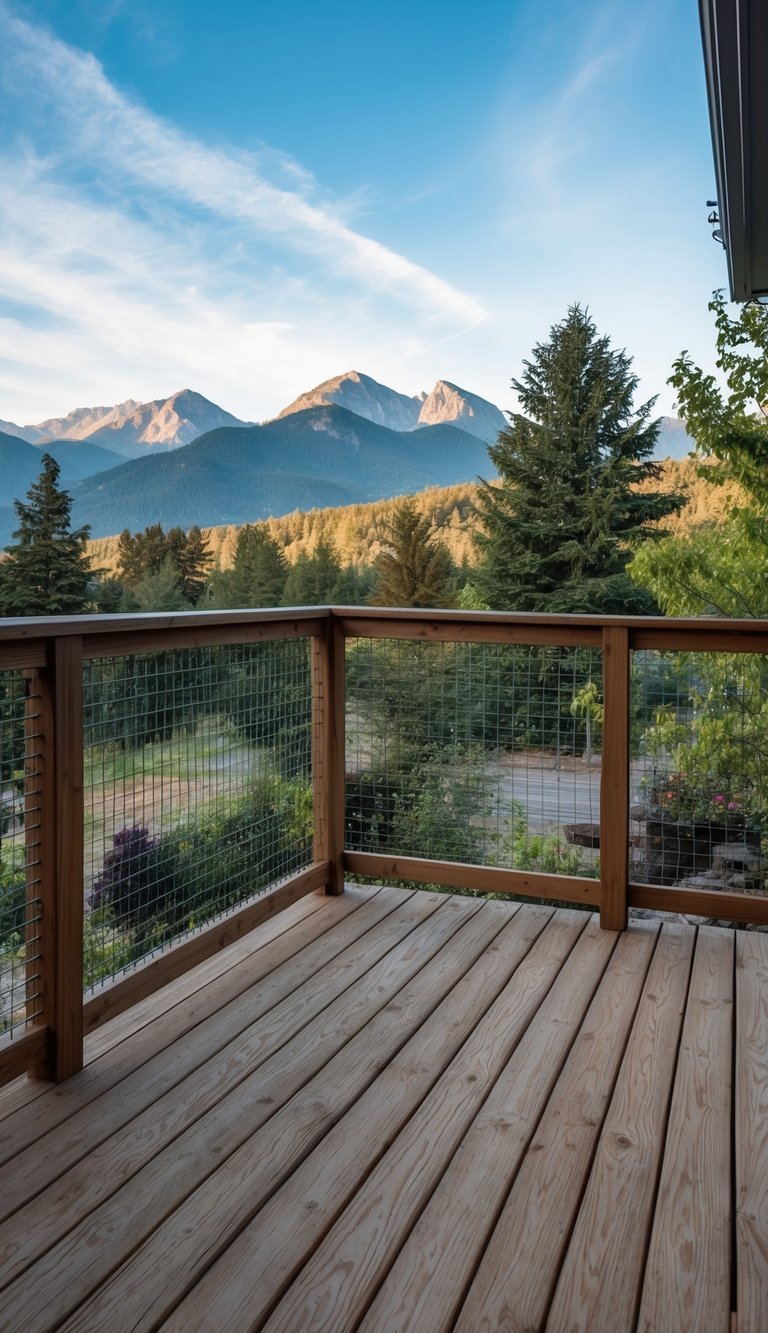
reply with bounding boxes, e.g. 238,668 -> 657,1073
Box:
0,888 -> 765,1332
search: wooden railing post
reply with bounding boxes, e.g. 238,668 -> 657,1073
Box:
600,625 -> 630,931
42,636 -> 84,1081
312,614 -> 345,895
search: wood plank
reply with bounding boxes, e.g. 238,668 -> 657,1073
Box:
0,887 -> 408,1214
52,635 -> 84,1082
83,887 -> 330,1063
255,910 -> 595,1333
630,881 -> 768,925
600,625 -> 629,930
111,905 -> 557,1333
360,919 -> 642,1333
546,920 -> 695,1333
0,640 -> 46,670
0,893 -> 461,1326
82,861 -> 331,1032
343,851 -> 601,906
24,662 -> 54,1078
0,1027 -> 49,1088
81,617 -> 323,658
450,917 -> 661,1333
338,615 -> 600,647
311,621 -> 344,894
637,927 -> 734,1333
631,627 -> 768,655
735,930 -> 768,1333
0,886 -> 380,1172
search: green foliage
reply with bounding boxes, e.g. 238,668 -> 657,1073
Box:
129,557 -> 190,612
474,306 -> 683,613
640,653 -> 768,830
117,523 -> 211,606
0,842 -> 26,952
89,775 -> 312,961
370,498 -> 455,608
631,291 -> 768,619
282,537 -> 344,605
344,760 -> 485,865
224,639 -> 312,778
208,523 -> 287,609
0,454 -> 92,615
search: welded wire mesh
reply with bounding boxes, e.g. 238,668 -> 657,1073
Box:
0,670 -> 43,1038
345,638 -> 602,882
632,649 -> 768,894
83,640 -> 313,991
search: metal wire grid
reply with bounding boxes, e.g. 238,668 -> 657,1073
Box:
344,638 -> 602,878
0,671 -> 43,1038
632,649 -> 768,893
83,640 -> 313,992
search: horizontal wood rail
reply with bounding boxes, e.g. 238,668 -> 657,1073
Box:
2,604 -> 768,1087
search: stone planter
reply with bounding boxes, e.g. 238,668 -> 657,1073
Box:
642,815 -> 759,886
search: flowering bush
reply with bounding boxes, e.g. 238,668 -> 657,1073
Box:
651,772 -> 744,825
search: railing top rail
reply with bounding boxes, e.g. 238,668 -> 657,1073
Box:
0,606 -> 328,644
1,604 -> 768,646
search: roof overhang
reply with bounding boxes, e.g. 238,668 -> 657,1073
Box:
700,0 -> 768,300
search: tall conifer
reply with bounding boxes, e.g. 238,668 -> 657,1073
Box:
475,306 -> 683,613
0,454 -> 92,615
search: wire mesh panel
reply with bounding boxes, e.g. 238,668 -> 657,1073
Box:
632,649 -> 768,896
345,637 -> 603,883
83,640 -> 313,992
0,670 -> 43,1039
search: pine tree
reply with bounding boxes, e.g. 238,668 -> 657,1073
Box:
475,306 -> 684,613
0,454 -> 92,615
218,524 -> 288,608
370,498 -> 454,607
283,538 -> 343,605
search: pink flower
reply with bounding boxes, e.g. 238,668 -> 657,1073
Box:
713,794 -> 725,805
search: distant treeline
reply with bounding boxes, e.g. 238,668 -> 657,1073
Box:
86,458 -> 742,577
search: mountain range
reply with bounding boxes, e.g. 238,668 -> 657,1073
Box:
0,370 -> 695,544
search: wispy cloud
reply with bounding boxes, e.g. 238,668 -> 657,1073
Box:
0,4 -> 485,421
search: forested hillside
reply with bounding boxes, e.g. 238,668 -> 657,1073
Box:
86,457 -> 741,577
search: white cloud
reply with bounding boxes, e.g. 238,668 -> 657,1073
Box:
0,4 -> 486,422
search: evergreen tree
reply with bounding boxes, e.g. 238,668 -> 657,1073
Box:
211,524 -> 287,609
117,523 -> 211,605
370,498 -> 455,607
283,538 -> 343,605
0,454 -> 92,615
475,306 -> 684,613
130,557 -> 190,612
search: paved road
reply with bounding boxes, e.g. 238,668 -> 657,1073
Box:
496,761 -> 646,832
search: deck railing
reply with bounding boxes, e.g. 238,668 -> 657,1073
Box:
1,605 -> 767,1085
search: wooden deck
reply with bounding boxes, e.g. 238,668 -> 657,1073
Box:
0,883 -> 766,1332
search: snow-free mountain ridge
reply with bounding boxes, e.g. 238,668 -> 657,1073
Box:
276,369 -> 508,442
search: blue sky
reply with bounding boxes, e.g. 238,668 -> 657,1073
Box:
0,0 -> 727,425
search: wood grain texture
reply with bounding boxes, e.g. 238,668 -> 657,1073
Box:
0,887 -> 400,1205
637,927 -> 734,1333
338,615 -> 600,646
259,911 -> 592,1333
0,892 -> 448,1327
52,635 -> 84,1082
600,625 -> 629,931
734,931 -> 768,1333
0,886 -> 375,1164
83,888 -> 330,1063
361,917 -> 636,1333
61,897 -> 506,1332
630,881 -> 768,924
546,921 -> 696,1333
158,905 -> 555,1333
447,920 -> 660,1333
0,1027 -> 49,1088
343,851 -> 601,905
312,622 -> 345,893
82,862 -> 330,1032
